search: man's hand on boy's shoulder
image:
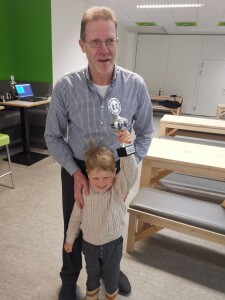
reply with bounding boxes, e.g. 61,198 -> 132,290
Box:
73,170 -> 89,208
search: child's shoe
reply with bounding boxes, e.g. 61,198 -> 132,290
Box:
105,289 -> 118,300
82,287 -> 99,300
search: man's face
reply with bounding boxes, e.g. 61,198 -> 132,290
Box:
79,19 -> 117,84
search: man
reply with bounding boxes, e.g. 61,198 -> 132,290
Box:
45,6 -> 153,300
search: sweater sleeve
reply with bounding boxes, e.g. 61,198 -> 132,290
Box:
66,202 -> 82,244
114,154 -> 138,198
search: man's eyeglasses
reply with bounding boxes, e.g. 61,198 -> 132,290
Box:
85,38 -> 119,48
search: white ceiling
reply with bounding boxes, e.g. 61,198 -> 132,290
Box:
85,0 -> 225,35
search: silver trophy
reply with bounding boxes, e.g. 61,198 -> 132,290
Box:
110,115 -> 128,147
110,114 -> 135,157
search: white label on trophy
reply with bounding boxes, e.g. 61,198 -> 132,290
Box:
126,145 -> 135,155
108,98 -> 121,116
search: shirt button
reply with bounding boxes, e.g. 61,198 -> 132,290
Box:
101,105 -> 104,108
100,137 -> 102,140
100,121 -> 103,125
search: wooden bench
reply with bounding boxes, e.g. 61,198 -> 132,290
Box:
216,104 -> 225,119
126,188 -> 225,253
159,114 -> 225,142
151,95 -> 183,115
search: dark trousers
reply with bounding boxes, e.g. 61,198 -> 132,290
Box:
82,237 -> 123,294
60,158 -> 120,286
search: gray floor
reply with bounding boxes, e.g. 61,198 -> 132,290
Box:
0,115 -> 225,300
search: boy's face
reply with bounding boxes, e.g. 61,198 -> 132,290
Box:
88,168 -> 116,193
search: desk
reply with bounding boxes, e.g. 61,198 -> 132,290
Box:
160,114 -> 225,141
0,98 -> 50,166
216,104 -> 225,119
151,95 -> 183,115
140,138 -> 225,188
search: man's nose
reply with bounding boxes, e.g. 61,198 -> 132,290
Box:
99,42 -> 110,51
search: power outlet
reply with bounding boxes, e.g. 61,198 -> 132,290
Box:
222,89 -> 225,95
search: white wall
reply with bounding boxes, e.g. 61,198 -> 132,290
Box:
51,0 -> 130,85
116,26 -> 131,69
126,32 -> 138,71
51,0 -> 89,85
135,34 -> 225,115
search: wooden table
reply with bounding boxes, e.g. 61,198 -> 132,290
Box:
140,137 -> 225,188
160,114 -> 225,141
216,104 -> 225,119
0,98 -> 50,165
151,95 -> 183,115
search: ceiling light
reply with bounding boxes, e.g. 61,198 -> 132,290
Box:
137,4 -> 204,9
176,22 -> 197,27
136,22 -> 157,27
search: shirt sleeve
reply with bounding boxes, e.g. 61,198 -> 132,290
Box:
66,202 -> 82,244
44,78 -> 80,175
133,79 -> 154,164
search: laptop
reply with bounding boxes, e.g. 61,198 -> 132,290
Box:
15,83 -> 45,102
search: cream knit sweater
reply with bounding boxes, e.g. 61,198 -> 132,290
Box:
66,155 -> 138,246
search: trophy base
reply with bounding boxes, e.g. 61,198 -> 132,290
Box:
117,144 -> 135,157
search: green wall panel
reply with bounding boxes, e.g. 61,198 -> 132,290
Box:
0,0 -> 14,79
0,0 -> 52,83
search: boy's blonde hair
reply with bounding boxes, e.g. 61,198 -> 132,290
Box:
84,146 -> 116,173
80,6 -> 117,40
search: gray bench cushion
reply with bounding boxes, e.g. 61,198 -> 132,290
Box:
0,111 -> 20,129
129,188 -> 225,235
158,174 -> 225,204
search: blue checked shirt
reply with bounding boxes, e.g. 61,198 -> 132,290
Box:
44,65 -> 154,176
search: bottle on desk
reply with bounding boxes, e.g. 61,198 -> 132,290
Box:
158,88 -> 162,96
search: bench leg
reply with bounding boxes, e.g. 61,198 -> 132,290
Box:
127,213 -> 137,253
127,213 -> 163,253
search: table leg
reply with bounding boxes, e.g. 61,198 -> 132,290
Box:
20,107 -> 30,154
159,123 -> 167,136
5,107 -> 48,166
140,158 -> 153,187
160,123 -> 177,136
140,158 -> 172,188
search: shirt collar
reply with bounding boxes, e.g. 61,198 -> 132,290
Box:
85,65 -> 119,86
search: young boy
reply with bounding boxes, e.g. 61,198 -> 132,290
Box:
64,130 -> 138,300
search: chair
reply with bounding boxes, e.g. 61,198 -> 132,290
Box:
0,133 -> 15,188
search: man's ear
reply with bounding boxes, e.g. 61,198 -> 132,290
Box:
79,39 -> 86,53
113,168 -> 117,177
